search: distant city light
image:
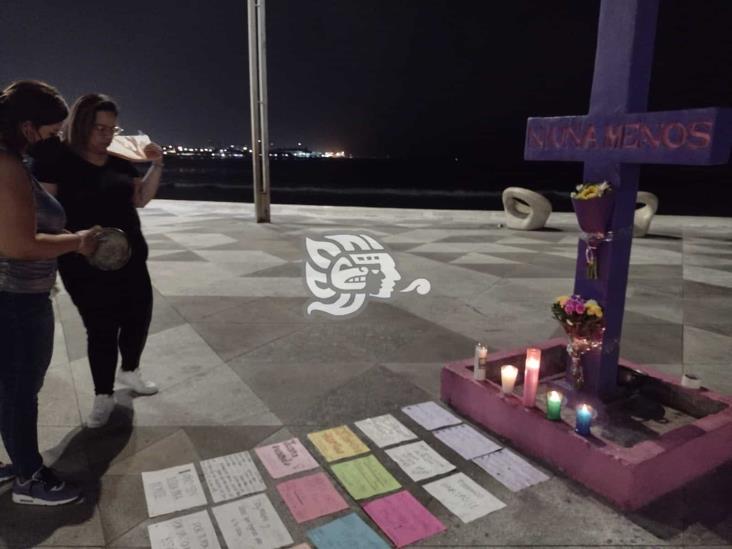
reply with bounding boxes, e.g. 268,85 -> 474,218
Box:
161,143 -> 349,160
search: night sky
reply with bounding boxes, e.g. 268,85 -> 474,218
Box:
1,1 -> 730,159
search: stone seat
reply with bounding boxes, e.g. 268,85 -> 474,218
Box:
634,191 -> 659,237
501,187 -> 552,230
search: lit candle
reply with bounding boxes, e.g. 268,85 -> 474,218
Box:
473,343 -> 488,381
546,390 -> 562,420
501,365 -> 518,395
575,404 -> 593,436
522,348 -> 541,407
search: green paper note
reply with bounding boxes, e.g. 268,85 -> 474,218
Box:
331,455 -> 401,500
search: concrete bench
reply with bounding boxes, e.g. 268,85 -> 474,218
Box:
634,191 -> 658,237
502,187 -> 552,230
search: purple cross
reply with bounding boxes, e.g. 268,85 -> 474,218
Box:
523,0 -> 732,399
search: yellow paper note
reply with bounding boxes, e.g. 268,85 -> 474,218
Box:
307,426 -> 369,462
331,455 -> 401,500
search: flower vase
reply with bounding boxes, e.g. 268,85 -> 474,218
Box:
559,321 -> 605,389
572,192 -> 615,279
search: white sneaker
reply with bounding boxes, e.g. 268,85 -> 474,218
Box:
86,395 -> 115,429
117,369 -> 159,395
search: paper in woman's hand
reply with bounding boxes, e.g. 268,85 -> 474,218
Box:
108,134 -> 153,162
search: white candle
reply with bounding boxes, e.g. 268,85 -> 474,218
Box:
473,343 -> 488,381
522,348 -> 541,407
501,365 -> 518,395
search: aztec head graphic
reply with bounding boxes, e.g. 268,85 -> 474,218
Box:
304,233 -> 431,317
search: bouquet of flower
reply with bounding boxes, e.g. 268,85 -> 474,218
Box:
552,295 -> 603,327
571,181 -> 611,200
571,181 -> 615,279
552,295 -> 605,388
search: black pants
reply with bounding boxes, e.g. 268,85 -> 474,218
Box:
66,267 -> 153,395
0,292 -> 53,478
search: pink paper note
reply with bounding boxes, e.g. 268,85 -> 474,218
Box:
362,490 -> 446,548
277,472 -> 350,523
255,437 -> 320,479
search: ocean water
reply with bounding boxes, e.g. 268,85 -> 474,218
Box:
156,157 -> 732,216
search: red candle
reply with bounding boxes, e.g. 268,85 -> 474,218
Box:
522,348 -> 541,407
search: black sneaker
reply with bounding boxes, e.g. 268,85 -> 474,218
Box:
12,467 -> 81,506
0,462 -> 15,483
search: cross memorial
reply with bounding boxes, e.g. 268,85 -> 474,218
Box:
524,0 -> 732,400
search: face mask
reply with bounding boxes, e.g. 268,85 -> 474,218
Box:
27,135 -> 65,163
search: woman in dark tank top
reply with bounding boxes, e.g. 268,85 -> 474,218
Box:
0,80 -> 100,506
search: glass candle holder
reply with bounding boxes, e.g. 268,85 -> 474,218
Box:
473,343 -> 488,381
501,365 -> 518,395
522,348 -> 541,407
546,390 -> 562,421
575,403 -> 593,436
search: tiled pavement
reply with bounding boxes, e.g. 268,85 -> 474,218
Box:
1,199 -> 731,548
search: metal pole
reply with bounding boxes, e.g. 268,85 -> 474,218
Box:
257,0 -> 270,198
247,0 -> 271,222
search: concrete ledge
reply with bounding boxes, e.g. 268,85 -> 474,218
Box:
441,338 -> 732,510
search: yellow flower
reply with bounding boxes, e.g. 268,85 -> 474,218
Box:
585,299 -> 600,308
556,295 -> 570,306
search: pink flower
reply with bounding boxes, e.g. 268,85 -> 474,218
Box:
564,303 -> 575,314
575,302 -> 585,314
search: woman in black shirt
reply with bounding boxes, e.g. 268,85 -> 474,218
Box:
33,94 -> 163,428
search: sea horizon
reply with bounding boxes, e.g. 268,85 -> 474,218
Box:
155,156 -> 732,217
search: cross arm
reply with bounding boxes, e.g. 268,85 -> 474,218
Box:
525,107 -> 732,165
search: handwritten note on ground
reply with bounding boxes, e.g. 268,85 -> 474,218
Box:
363,490 -> 446,548
142,464 -> 207,518
212,493 -> 293,549
385,441 -> 455,482
355,414 -> 417,448
434,424 -> 501,460
200,451 -> 266,503
330,455 -> 400,500
307,425 -> 369,462
401,401 -> 462,431
148,510 -> 221,549
255,438 -> 320,479
473,448 -> 550,492
306,513 -> 389,549
423,472 -> 505,523
276,472 -> 349,523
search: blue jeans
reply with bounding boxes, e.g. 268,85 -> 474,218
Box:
0,291 -> 54,479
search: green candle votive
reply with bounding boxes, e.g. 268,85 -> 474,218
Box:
546,390 -> 562,421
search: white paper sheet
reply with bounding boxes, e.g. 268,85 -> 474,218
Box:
433,424 -> 501,460
473,448 -> 550,492
148,510 -> 222,549
401,401 -> 462,431
385,440 -> 455,482
423,472 -> 505,523
200,451 -> 266,503
107,134 -> 152,162
142,464 -> 208,518
212,493 -> 294,549
355,413 -> 418,448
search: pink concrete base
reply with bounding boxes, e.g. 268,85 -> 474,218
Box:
441,338 -> 732,510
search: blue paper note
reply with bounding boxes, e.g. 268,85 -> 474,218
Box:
306,513 -> 389,549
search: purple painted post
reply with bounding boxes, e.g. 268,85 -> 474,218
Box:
524,0 -> 732,400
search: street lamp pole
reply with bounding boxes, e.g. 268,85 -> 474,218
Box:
247,0 -> 271,222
